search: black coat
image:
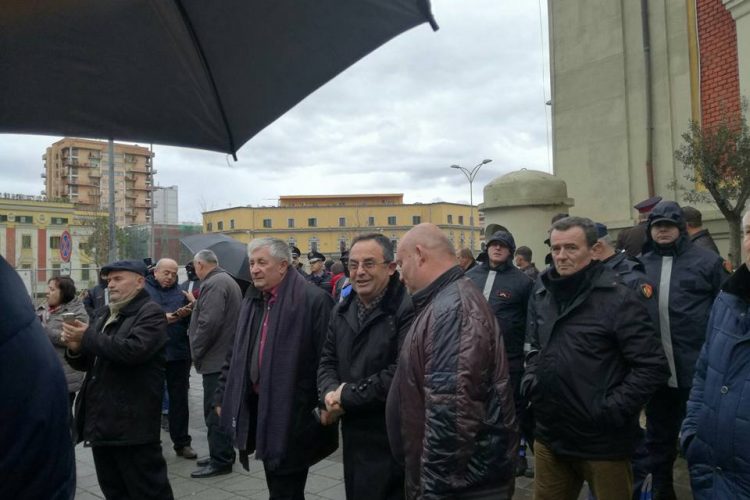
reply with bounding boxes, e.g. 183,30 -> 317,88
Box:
641,203 -> 727,388
67,289 -> 168,446
318,273 -> 414,500
602,251 -> 658,324
0,255 -> 75,500
690,228 -> 720,255
465,260 -> 533,368
524,262 -> 669,459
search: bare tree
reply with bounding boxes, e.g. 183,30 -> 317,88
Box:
672,101 -> 750,267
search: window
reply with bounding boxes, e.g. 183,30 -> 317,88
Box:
368,216 -> 375,226
262,218 -> 272,228
79,242 -> 89,253
17,215 -> 33,224
230,219 -> 235,229
339,217 -> 346,227
309,238 -> 319,252
81,264 -> 90,282
308,218 -> 317,227
49,236 -> 61,249
458,215 -> 464,225
391,239 -> 398,252
412,215 -> 421,225
0,215 -> 7,222
51,264 -> 61,278
288,218 -> 295,228
217,221 -> 224,231
387,216 -> 397,226
339,239 -> 347,253
51,217 -> 69,225
22,235 -> 32,249
206,222 -> 213,231
447,214 -> 453,224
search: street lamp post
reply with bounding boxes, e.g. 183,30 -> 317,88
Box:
450,159 -> 492,253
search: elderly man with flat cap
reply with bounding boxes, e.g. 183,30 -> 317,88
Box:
63,259 -> 173,500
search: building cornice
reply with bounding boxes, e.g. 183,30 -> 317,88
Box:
724,0 -> 750,20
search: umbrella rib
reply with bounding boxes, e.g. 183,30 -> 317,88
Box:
173,0 -> 238,159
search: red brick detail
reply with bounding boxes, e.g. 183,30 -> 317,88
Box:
37,228 -> 46,282
5,227 -> 16,266
696,0 -> 742,128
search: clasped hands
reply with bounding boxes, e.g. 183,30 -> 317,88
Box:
61,319 -> 88,353
320,383 -> 346,426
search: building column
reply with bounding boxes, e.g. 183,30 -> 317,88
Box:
723,0 -> 750,105
5,227 -> 16,266
37,228 -> 47,283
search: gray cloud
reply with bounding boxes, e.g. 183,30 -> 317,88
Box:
0,0 -> 551,222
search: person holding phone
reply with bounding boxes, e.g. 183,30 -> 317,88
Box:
41,275 -> 89,420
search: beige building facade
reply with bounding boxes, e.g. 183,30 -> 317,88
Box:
202,194 -> 480,257
43,138 -> 155,226
548,0 -> 750,258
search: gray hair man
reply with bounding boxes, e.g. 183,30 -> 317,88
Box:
215,237 -> 337,498
188,249 -> 242,478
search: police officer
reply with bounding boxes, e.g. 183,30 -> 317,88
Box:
466,229 -> 534,476
307,250 -> 332,292
632,200 -> 729,498
616,196 -> 662,257
592,223 -> 657,323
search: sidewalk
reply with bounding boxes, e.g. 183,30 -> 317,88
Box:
73,369 -> 693,499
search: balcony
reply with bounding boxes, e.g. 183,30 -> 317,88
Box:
40,172 -> 46,178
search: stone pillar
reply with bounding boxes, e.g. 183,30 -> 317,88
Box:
480,170 -> 574,268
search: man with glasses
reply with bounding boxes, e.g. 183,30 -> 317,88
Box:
318,233 -> 414,499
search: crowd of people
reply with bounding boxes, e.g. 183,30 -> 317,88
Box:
4,198 -> 749,500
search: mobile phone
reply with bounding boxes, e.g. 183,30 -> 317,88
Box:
62,312 -> 77,324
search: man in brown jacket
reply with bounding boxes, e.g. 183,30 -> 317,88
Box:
386,223 -> 519,499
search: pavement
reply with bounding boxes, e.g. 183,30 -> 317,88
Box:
74,369 -> 694,499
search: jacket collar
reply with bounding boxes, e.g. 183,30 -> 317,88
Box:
117,288 -> 152,317
412,266 -> 463,313
485,259 -> 513,272
339,272 -> 404,315
722,264 -> 750,302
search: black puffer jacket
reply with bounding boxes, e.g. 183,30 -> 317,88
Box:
640,201 -> 727,388
465,260 -> 533,369
67,289 -> 168,446
524,262 -> 669,459
386,266 -> 518,499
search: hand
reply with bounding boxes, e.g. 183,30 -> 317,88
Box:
215,405 -> 221,417
182,290 -> 196,305
166,312 -> 179,324
175,306 -> 192,318
319,409 -> 342,426
62,319 -> 88,345
324,383 -> 346,413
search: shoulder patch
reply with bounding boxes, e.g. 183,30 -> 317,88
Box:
723,260 -> 733,274
640,283 -> 654,299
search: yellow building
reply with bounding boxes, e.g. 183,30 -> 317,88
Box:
202,194 -> 481,257
43,138 -> 155,226
0,194 -> 105,295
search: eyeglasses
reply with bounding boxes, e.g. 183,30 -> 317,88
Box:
347,260 -> 390,271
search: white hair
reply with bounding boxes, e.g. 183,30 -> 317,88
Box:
247,238 -> 292,262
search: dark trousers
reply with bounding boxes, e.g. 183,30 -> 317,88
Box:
166,359 -> 191,449
92,443 -> 174,500
202,372 -> 235,467
631,386 -> 690,500
264,466 -> 309,500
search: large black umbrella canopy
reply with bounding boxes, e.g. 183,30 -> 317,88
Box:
0,1 -> 438,157
181,233 -> 249,282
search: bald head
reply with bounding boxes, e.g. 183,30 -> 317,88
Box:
154,258 -> 179,288
397,223 -> 459,294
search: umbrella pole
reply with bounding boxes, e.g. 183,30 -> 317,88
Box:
108,138 -> 117,261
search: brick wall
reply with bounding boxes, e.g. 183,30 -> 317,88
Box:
697,0 -> 741,128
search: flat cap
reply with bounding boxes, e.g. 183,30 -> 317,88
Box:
101,259 -> 147,277
634,196 -> 663,213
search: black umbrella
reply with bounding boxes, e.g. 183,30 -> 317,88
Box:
0,1 -> 438,158
181,233 -> 249,283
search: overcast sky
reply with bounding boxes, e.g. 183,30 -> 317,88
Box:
0,1 -> 551,224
